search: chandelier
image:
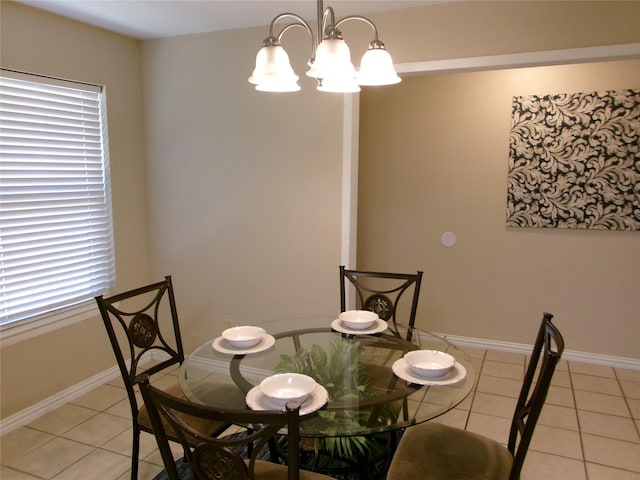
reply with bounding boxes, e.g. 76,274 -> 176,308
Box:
248,0 -> 401,93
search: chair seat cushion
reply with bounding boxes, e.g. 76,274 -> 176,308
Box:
138,383 -> 227,440
387,422 -> 514,480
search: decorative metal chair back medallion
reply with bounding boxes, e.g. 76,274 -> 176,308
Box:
193,444 -> 248,480
363,294 -> 393,321
128,313 -> 157,348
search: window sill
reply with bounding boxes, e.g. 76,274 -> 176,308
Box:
0,301 -> 100,348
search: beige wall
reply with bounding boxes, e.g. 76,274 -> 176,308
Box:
0,1 -> 150,418
358,0 -> 639,359
1,0 -> 639,419
140,0 -> 640,354
139,28 -> 344,352
359,60 -> 640,359
367,1 -> 640,62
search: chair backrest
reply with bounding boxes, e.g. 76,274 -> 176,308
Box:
138,375 -> 303,480
95,276 -> 184,422
340,265 -> 423,337
507,312 -> 565,480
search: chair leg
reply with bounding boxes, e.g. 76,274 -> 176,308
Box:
131,428 -> 140,480
267,437 -> 281,463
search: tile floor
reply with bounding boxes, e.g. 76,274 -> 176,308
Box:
1,347 -> 639,480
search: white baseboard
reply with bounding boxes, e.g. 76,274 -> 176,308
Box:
0,354 -> 161,437
438,332 -> 640,370
2,336 -> 638,437
0,364 -> 122,437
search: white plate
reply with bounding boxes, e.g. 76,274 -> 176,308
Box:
331,318 -> 388,335
392,358 -> 467,386
211,334 -> 275,355
246,384 -> 328,416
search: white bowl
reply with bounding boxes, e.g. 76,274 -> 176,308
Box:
259,373 -> 317,407
221,326 -> 265,348
338,310 -> 379,330
404,350 -> 456,378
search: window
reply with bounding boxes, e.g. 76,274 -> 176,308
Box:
0,69 -> 116,340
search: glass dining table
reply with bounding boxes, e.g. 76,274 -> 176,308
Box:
178,316 -> 476,441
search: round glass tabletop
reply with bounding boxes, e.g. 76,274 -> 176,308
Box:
179,316 -> 476,438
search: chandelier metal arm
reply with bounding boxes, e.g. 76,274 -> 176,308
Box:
335,15 -> 380,42
266,13 -> 316,62
276,22 -> 311,41
320,3 -> 336,37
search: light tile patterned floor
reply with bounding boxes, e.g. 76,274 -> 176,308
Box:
1,349 -> 639,479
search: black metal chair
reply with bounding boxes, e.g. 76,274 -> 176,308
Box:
339,265 -> 423,340
137,375 -> 335,480
386,312 -> 565,480
95,276 -> 228,480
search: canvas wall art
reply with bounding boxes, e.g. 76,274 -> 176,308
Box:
506,89 -> 639,230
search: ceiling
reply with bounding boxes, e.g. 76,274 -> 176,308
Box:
14,0 -> 439,40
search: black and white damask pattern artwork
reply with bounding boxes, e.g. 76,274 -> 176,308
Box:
506,89 -> 639,230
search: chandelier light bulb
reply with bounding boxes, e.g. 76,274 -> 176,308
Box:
316,77 -> 361,93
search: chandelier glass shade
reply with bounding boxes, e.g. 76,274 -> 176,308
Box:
248,0 -> 401,93
248,43 -> 300,92
357,42 -> 401,86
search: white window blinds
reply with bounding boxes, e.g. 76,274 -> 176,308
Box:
0,71 -> 116,327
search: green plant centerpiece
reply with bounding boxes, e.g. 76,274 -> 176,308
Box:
275,338 -> 396,465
